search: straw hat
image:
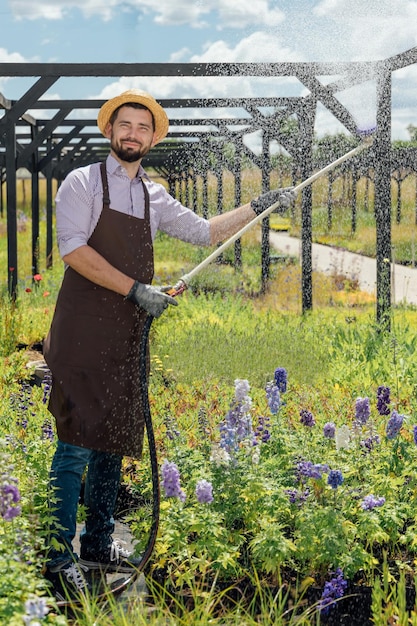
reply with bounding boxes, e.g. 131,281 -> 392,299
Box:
97,89 -> 169,144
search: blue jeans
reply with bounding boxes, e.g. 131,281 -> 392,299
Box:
47,440 -> 122,568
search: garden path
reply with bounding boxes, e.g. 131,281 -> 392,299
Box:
269,230 -> 417,305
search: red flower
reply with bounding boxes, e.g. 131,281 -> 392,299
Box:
42,291 -> 50,297
25,288 -> 32,293
33,274 -> 42,282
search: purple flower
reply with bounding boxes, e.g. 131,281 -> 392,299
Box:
355,397 -> 370,425
41,370 -> 53,405
413,425 -> 417,445
195,479 -> 214,504
24,596 -> 49,622
327,469 -> 343,490
274,367 -> 287,393
1,481 -> 21,520
161,460 -> 186,502
361,494 -> 385,510
296,460 -> 329,481
219,380 -> 254,455
265,382 -> 280,414
323,422 -> 336,439
234,379 -> 250,402
386,410 -> 404,440
360,434 -> 380,452
41,419 -> 54,441
377,386 -> 391,416
318,568 -> 348,615
285,487 -> 310,506
300,409 -> 315,427
255,416 -> 271,443
164,414 -> 180,440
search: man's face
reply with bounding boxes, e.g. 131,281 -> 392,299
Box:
105,105 -> 157,163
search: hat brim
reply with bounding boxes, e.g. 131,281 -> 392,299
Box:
97,91 -> 169,144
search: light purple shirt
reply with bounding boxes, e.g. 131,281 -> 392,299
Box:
55,154 -> 211,259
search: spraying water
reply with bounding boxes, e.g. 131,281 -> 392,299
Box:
334,77 -> 378,137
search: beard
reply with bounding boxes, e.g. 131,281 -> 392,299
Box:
110,135 -> 151,163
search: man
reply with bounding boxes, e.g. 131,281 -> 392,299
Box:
43,89 -> 295,600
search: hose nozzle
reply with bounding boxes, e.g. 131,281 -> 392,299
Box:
167,280 -> 188,297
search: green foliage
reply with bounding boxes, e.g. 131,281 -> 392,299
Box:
4,204 -> 417,622
151,291 -> 335,387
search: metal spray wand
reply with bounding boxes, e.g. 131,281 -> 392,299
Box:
170,135 -> 374,295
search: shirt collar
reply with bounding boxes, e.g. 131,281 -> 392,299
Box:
106,153 -> 147,181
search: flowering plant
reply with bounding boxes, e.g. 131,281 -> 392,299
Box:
131,367 -> 417,604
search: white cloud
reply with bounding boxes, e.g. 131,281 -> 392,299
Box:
10,0 -> 122,20
89,31 -> 303,106
10,0 -> 70,20
191,31 -> 302,63
9,0 -> 284,28
169,48 -> 193,63
215,0 -> 284,30
0,47 -> 26,62
0,48 -> 28,93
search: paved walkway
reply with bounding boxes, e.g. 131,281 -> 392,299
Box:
269,230 -> 417,306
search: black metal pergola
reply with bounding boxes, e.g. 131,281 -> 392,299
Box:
1,49 -> 417,323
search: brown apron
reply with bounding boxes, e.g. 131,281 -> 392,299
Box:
44,162 -> 154,458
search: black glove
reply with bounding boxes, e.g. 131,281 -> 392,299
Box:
251,187 -> 296,216
126,281 -> 178,318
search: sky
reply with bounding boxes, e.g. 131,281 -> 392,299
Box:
1,0 -> 417,141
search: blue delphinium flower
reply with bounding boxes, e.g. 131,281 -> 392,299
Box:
361,494 -> 385,510
265,381 -> 280,414
360,434 -> 380,452
255,416 -> 271,443
377,385 -> 391,416
296,460 -> 329,481
1,480 -> 21,521
323,422 -> 336,439
318,568 -> 348,615
274,367 -> 287,393
23,596 -> 49,625
327,469 -> 343,490
234,379 -> 250,403
355,397 -> 370,425
300,409 -> 315,427
161,460 -> 186,502
41,419 -> 54,441
219,379 -> 254,456
195,479 -> 214,504
386,410 -> 404,440
285,487 -> 310,506
41,369 -> 53,405
164,414 -> 181,440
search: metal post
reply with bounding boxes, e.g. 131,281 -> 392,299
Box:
299,99 -> 316,313
261,131 -> 270,293
374,69 -> 392,330
5,120 -> 18,298
234,140 -> 242,270
31,128 -> 40,276
45,137 -> 54,268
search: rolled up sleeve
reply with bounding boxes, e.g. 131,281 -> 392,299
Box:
55,167 -> 101,258
149,184 -> 210,246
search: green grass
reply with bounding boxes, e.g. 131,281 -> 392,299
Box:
150,290 -> 338,388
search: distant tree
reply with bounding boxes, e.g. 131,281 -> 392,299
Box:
407,124 -> 417,142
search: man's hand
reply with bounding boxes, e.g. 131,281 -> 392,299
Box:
251,187 -> 296,216
126,281 -> 178,318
